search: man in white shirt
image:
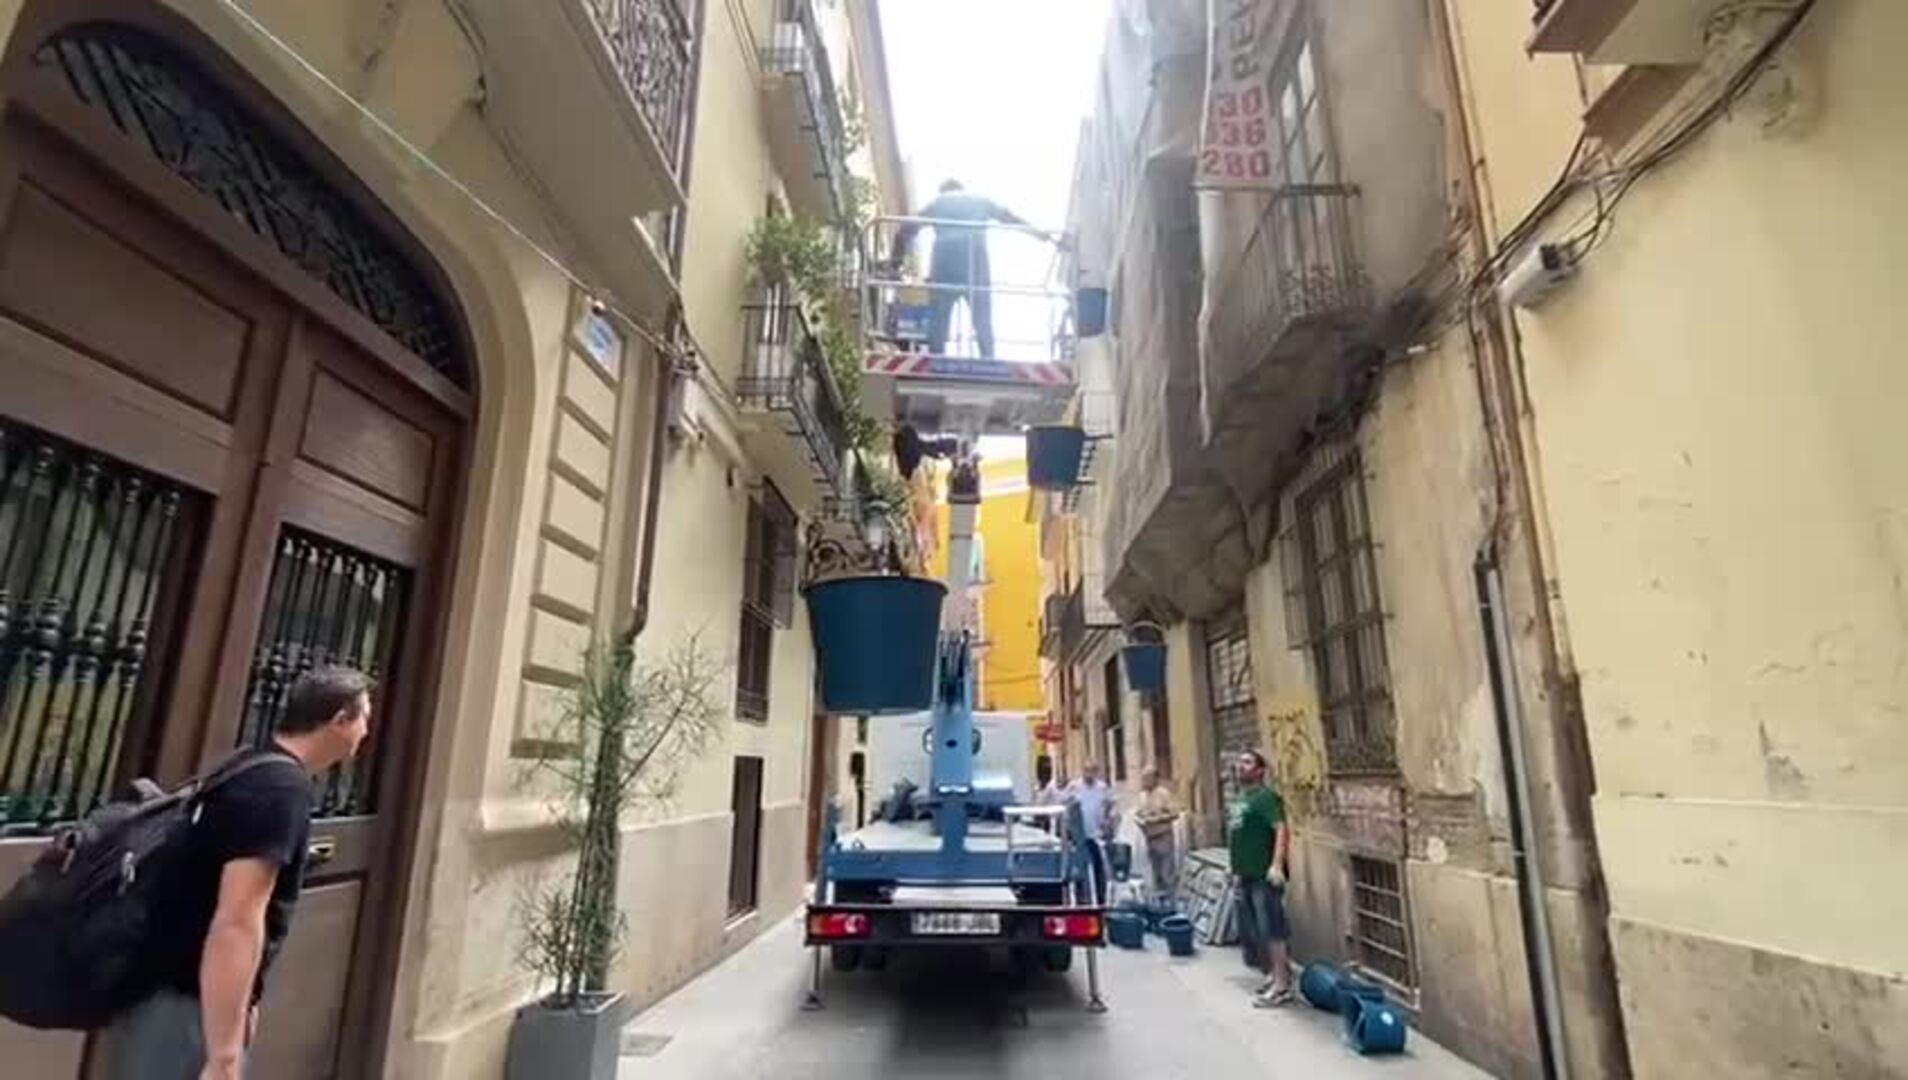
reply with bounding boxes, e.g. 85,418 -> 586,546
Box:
1066,762 -> 1115,841
1066,763 -> 1116,901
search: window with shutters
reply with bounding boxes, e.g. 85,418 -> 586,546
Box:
1149,690 -> 1174,780
736,483 -> 797,723
1205,609 -> 1257,808
727,755 -> 764,916
1205,611 -> 1257,756
1274,37 -> 1332,186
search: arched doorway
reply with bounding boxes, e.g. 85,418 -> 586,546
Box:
0,4 -> 473,1076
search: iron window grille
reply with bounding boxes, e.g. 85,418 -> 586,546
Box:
1286,454 -> 1396,774
0,421 -> 193,832
1349,854 -> 1416,989
238,529 -> 410,817
35,25 -> 468,385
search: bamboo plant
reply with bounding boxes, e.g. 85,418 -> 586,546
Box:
514,634 -> 725,1005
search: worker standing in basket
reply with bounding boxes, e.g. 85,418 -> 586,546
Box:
889,180 -> 1032,359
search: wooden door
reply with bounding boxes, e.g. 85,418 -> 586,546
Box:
0,10 -> 469,1077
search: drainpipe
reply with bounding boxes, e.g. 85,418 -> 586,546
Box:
1433,1 -> 1629,1073
1476,554 -> 1570,1080
625,310 -> 685,643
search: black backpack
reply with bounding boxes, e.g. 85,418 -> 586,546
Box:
0,750 -> 294,1030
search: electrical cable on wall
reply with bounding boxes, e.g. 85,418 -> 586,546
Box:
1555,0 -> 1820,265
1479,0 -> 1819,286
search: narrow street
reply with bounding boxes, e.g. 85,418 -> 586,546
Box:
620,916 -> 1489,1079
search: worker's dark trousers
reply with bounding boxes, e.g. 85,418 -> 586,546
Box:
927,277 -> 995,358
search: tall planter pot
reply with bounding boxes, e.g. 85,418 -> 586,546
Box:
805,575 -> 947,714
506,993 -> 628,1080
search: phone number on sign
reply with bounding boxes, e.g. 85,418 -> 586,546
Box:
1202,87 -> 1273,181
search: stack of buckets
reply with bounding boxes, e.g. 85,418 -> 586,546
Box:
1107,905 -> 1196,957
1298,964 -> 1408,1056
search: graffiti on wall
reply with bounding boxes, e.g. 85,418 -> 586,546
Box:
1264,707 -> 1327,822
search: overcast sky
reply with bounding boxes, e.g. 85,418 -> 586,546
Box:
876,0 -> 1111,455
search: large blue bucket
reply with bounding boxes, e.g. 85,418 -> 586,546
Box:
804,576 -> 947,714
1346,997 -> 1409,1055
1159,914 -> 1196,957
1106,911 -> 1146,950
1026,426 -> 1087,491
1122,642 -> 1166,693
1299,964 -> 1346,1012
1338,978 -> 1389,1037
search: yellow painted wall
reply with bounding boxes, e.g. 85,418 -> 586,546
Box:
1446,1 -> 1908,1073
977,459 -> 1046,712
931,459 -> 1047,713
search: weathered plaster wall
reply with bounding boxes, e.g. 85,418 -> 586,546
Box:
1447,1 -> 1908,1075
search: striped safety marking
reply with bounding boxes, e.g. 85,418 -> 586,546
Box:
864,350 -> 1074,388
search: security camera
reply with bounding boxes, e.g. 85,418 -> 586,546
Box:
1499,243 -> 1576,310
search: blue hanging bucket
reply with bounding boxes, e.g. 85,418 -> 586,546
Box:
1076,287 -> 1109,338
1158,914 -> 1196,957
1122,642 -> 1166,693
804,576 -> 947,714
1299,964 -> 1346,1012
1346,998 -> 1409,1056
1025,426 -> 1088,491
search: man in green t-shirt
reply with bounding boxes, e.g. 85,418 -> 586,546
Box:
1227,750 -> 1293,1007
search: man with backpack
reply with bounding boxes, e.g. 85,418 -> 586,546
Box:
108,666 -> 373,1080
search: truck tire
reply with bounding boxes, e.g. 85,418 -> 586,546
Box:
1041,946 -> 1073,974
830,945 -> 863,973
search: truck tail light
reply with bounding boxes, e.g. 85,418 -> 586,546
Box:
808,912 -> 871,939
1041,913 -> 1103,942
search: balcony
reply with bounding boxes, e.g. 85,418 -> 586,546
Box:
736,302 -> 853,507
1052,584 -> 1119,666
1201,183 -> 1369,468
460,0 -> 691,314
761,0 -> 849,221
1531,0 -> 1723,63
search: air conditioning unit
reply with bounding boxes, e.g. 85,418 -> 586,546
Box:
1532,0 -> 1799,65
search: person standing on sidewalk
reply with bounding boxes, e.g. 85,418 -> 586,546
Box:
1135,767 -> 1180,903
1066,762 -> 1117,901
1227,750 -> 1294,1007
109,666 -> 374,1080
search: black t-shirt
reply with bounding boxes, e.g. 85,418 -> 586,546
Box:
152,749 -> 312,1001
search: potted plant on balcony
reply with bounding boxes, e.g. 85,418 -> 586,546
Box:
745,212 -> 838,306
506,634 -> 724,1080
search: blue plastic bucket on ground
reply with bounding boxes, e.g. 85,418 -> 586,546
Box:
1299,964 -> 1345,1012
1107,911 -> 1146,950
1159,914 -> 1196,957
1338,978 -> 1389,1037
1122,642 -> 1166,693
804,576 -> 947,714
1026,426 -> 1088,491
1346,998 -> 1409,1055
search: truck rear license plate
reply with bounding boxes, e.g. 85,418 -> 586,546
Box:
912,911 -> 1001,936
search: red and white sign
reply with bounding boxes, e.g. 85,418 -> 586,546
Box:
1196,0 -> 1275,189
864,350 -> 1073,389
